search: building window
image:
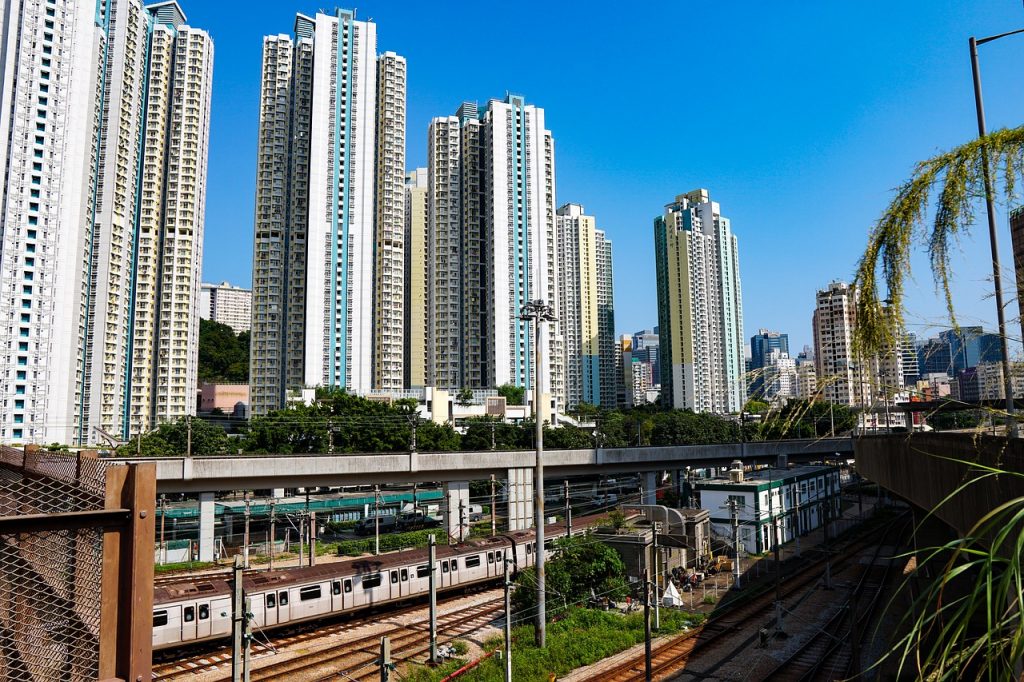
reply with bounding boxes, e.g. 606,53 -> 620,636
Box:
12,429 -> 22,439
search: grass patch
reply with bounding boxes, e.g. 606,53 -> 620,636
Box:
401,607 -> 702,681
322,529 -> 451,557
155,560 -> 217,573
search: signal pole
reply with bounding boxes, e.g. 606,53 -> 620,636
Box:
379,636 -> 392,682
428,534 -> 438,664
243,493 -> 251,569
459,497 -> 466,543
374,485 -> 381,556
503,558 -> 513,682
490,474 -> 497,536
643,568 -> 653,682
729,499 -> 741,588
268,500 -> 276,572
564,480 -> 572,538
652,521 -> 661,631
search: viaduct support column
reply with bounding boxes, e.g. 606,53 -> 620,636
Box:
443,481 -> 471,542
198,492 -> 216,562
506,468 -> 534,531
641,471 -> 658,505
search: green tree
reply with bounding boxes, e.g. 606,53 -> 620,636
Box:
743,399 -> 770,415
544,424 -> 592,449
415,421 -> 461,451
649,410 -> 740,446
512,534 -> 629,616
455,387 -> 474,407
756,399 -> 858,439
461,416 -> 528,450
197,319 -> 249,383
117,417 -> 232,456
853,126 -> 1024,356
595,410 -> 629,447
496,383 -> 526,406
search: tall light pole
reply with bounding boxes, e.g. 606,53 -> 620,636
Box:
969,28 -> 1024,437
520,298 -> 556,648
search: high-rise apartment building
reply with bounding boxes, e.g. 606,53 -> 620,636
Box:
0,0 -> 212,445
404,168 -> 428,388
654,190 -> 745,413
200,282 -> 252,334
426,95 -> 562,408
250,9 -> 406,415
749,329 -> 789,398
812,281 -> 869,406
556,204 -> 615,409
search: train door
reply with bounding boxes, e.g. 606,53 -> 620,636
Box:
195,602 -> 212,639
342,578 -> 353,610
400,567 -> 410,597
277,589 -> 291,622
331,580 -> 343,612
263,591 -> 279,626
181,604 -> 198,642
389,569 -> 400,600
440,558 -> 450,587
210,597 -> 232,636
449,557 -> 459,587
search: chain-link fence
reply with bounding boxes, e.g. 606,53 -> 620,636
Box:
0,447 -> 109,682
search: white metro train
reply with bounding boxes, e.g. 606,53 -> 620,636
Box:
153,513 -> 610,649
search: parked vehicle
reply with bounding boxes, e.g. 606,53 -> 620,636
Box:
354,515 -> 397,536
395,512 -> 441,531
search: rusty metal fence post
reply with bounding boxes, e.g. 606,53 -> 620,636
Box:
0,445 -> 155,682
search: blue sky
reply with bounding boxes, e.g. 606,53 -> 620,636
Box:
191,1 -> 1024,353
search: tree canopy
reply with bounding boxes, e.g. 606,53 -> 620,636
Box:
512,534 -> 629,616
116,417 -> 233,456
198,318 -> 249,383
497,384 -> 526,406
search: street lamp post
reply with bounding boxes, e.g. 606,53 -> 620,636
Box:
969,29 -> 1024,437
520,299 -> 556,648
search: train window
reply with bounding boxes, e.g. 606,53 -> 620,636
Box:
441,561 -> 449,574
417,565 -> 430,578
332,581 -> 342,595
266,593 -> 276,608
153,610 -> 168,627
465,555 -> 481,568
300,585 -> 322,601
390,571 -> 399,585
400,569 -> 409,581
495,549 -> 502,562
363,574 -> 382,589
451,559 -> 458,571
279,592 -> 289,606
545,539 -> 553,550
198,604 -> 210,620
344,579 -> 352,593
183,606 -> 195,622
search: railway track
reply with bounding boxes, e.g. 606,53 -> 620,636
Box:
753,519 -> 907,681
151,591 -> 501,680
252,597 -> 502,681
597,513 -> 908,682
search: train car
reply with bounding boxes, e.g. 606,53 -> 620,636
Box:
152,512 -> 610,650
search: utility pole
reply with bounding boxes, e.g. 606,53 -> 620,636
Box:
490,475 -> 497,536
503,558 -> 513,682
374,485 -> 381,556
643,568 -> 652,682
428,534 -> 438,664
459,497 -> 466,543
379,636 -> 392,682
137,430 -> 142,456
327,419 -> 334,453
308,511 -> 316,566
268,500 -> 276,572
413,482 -> 418,514
159,494 -> 167,566
520,299 -> 555,648
652,522 -> 661,631
231,555 -> 247,682
564,480 -> 572,538
243,493 -> 251,569
298,514 -> 305,569
729,499 -> 742,589
770,468 -> 784,634
186,414 -> 193,457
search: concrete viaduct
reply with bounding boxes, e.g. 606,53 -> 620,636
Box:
113,437 -> 853,562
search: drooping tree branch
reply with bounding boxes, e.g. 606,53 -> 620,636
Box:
854,126 -> 1024,356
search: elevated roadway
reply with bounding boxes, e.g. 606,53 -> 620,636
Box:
856,432 -> 1024,538
111,437 -> 853,494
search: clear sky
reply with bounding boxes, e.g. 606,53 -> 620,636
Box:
191,0 -> 1024,354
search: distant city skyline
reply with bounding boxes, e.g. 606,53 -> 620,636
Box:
189,1 -> 1024,355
